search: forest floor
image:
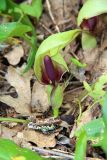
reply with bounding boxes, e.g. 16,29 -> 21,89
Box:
0,0 -> 107,159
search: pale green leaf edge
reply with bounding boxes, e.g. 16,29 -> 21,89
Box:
77,0 -> 107,26
81,32 -> 97,50
34,29 -> 81,81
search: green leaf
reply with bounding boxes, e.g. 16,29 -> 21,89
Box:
94,93 -> 107,155
20,0 -> 43,19
50,85 -> 64,117
102,92 -> 107,125
81,32 -> 97,50
84,74 -> 107,101
71,57 -> 86,68
100,129 -> 107,155
0,22 -> 31,42
75,118 -> 105,140
46,85 -> 53,104
22,36 -> 37,73
34,29 -> 81,82
0,138 -> 46,160
75,130 -> 87,160
77,0 -> 107,26
0,0 -> 7,11
83,81 -> 92,93
23,47 -> 36,73
92,74 -> 107,100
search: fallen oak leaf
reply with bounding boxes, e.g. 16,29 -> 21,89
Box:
23,130 -> 58,147
31,81 -> 49,112
4,45 -> 24,66
0,66 -> 33,115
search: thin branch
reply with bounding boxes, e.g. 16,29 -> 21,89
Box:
39,22 -> 53,35
32,146 -> 74,159
46,0 -> 60,32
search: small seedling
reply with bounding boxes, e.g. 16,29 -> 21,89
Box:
75,75 -> 107,160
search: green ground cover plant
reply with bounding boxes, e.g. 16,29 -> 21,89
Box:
1,0 -> 107,159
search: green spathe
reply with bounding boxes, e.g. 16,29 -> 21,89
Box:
77,0 -> 107,26
34,29 -> 81,83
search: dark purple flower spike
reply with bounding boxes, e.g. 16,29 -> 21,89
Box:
80,16 -> 97,31
42,55 -> 63,85
14,0 -> 25,4
79,0 -> 83,7
44,55 -> 56,85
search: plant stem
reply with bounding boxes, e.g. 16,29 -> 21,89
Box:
76,99 -> 82,124
22,34 -> 33,47
53,107 -> 59,118
0,117 -> 29,123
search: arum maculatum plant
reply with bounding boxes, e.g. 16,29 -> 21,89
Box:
34,29 -> 81,117
77,0 -> 107,50
34,0 -> 107,117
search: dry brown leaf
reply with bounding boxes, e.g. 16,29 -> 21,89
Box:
0,66 -> 33,114
83,47 -> 107,74
0,126 -> 24,145
23,130 -> 58,147
31,81 -> 49,112
79,110 -> 93,128
82,48 -> 99,71
49,0 -> 77,29
96,50 -> 107,73
0,126 -> 17,140
4,45 -> 24,65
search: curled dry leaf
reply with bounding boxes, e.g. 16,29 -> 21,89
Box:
0,66 -> 33,114
0,126 -> 18,140
4,45 -> 24,65
23,130 -> 58,147
31,81 -> 49,112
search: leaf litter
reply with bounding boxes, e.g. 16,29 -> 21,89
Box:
4,45 -> 24,66
0,0 -> 107,159
0,65 -> 32,115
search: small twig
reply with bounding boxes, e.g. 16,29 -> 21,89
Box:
39,22 -> 53,35
0,91 -> 16,96
46,0 -> 60,32
58,18 -> 72,25
0,70 -> 6,75
76,99 -> 82,124
81,93 -> 89,102
0,75 -> 6,79
32,146 -> 74,159
71,51 -> 79,60
87,98 -> 102,111
64,86 -> 84,95
68,81 -> 82,85
43,155 -> 64,159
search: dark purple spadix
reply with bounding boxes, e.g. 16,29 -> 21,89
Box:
44,55 -> 56,85
14,0 -> 25,3
79,0 -> 83,7
80,16 -> 97,31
